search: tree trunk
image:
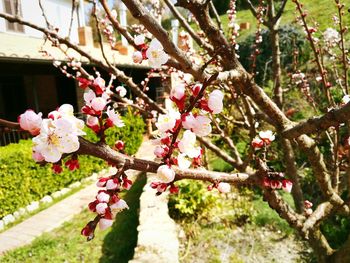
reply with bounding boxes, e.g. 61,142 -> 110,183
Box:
270,27 -> 283,109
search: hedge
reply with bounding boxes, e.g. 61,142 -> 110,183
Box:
0,111 -> 145,218
84,109 -> 145,155
0,140 -> 105,218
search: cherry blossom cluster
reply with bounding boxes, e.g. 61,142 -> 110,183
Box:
262,172 -> 293,193
19,105 -> 85,165
251,130 -> 275,150
132,35 -> 169,68
227,0 -> 239,47
291,71 -> 315,105
78,75 -> 124,134
100,10 -> 118,48
81,173 -> 131,239
250,0 -> 265,74
151,79 -> 224,193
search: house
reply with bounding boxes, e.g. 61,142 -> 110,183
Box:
0,0 -> 153,125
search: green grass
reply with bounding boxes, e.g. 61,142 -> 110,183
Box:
0,174 -> 146,263
219,0 -> 350,40
252,191 -> 295,235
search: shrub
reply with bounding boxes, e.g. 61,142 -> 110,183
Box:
84,109 -> 145,155
0,111 -> 145,218
238,25 -> 309,85
0,140 -> 105,218
169,180 -> 254,226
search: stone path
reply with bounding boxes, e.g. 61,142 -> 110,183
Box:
0,139 -> 152,255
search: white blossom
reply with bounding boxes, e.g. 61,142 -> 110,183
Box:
178,130 -> 201,158
134,34 -> 145,45
116,86 -> 127,97
32,118 -> 81,163
177,153 -> 191,169
208,90 -> 224,114
106,107 -> 125,127
323,28 -> 340,45
146,38 -> 169,68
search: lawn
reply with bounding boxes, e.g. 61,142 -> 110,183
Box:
0,174 -> 147,263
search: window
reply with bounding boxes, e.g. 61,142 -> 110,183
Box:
3,0 -> 24,33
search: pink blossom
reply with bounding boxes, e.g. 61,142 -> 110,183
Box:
156,165 -> 175,183
208,90 -> 224,114
91,97 -> 107,112
217,182 -> 231,193
18,110 -> 43,136
182,114 -> 212,137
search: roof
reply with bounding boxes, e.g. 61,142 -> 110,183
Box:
0,32 -> 150,69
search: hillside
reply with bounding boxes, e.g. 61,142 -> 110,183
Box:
219,0 -> 350,40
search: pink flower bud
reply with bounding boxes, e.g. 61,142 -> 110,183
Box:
96,177 -> 109,187
52,164 -> 63,174
132,51 -> 143,64
154,145 -> 166,158
86,115 -> 99,127
156,165 -> 175,183
106,179 -> 119,190
115,140 -> 125,151
282,180 -> 293,193
96,192 -> 110,203
252,137 -> 264,149
18,110 -> 42,135
192,84 -> 202,96
304,200 -> 313,209
217,182 -> 231,193
157,183 -> 168,193
110,199 -> 129,211
96,202 -> 108,215
65,159 -> 80,171
32,151 -> 44,162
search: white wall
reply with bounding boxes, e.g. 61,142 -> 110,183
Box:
0,0 -> 81,43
